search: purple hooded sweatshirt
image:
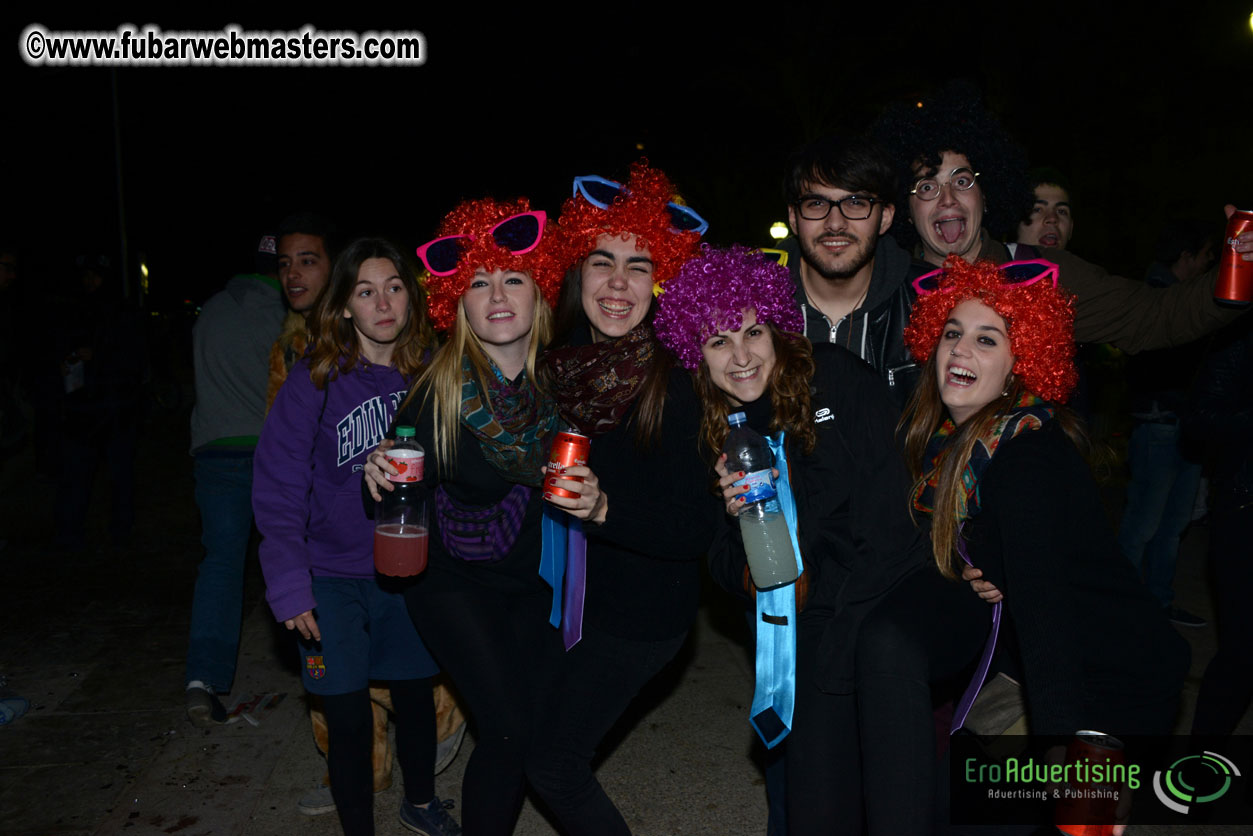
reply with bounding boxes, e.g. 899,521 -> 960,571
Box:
253,358 -> 409,623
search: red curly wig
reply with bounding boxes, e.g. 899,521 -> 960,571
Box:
903,256 -> 1078,403
422,197 -> 566,332
556,159 -> 701,288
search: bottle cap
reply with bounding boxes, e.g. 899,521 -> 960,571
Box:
727,412 -> 747,426
395,426 -> 416,438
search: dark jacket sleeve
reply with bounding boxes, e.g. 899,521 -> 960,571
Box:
975,432 -> 1089,734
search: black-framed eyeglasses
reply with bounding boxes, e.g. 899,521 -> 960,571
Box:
910,167 -> 980,201
794,194 -> 881,221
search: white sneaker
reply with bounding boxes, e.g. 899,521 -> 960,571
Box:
297,785 -> 336,816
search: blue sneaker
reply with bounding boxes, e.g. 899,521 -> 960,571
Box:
399,797 -> 462,835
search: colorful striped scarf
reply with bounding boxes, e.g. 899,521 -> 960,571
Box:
912,393 -> 1054,521
459,354 -> 559,486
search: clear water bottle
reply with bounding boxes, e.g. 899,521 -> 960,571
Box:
723,412 -> 798,590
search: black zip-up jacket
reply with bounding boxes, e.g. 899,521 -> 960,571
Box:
787,235 -> 929,407
708,344 -> 931,693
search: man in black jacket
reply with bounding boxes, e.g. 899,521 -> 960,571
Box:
782,135 -> 928,405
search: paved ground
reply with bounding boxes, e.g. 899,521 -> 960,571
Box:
0,400 -> 1247,835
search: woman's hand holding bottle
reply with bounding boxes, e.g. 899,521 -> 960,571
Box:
363,439 -> 398,502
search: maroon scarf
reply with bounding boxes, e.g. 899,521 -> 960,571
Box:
544,324 -> 656,437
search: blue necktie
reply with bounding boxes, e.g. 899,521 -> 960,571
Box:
749,432 -> 805,749
540,506 -> 586,650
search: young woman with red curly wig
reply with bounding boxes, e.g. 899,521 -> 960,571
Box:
901,257 -> 1189,831
362,198 -> 584,836
525,161 -> 721,835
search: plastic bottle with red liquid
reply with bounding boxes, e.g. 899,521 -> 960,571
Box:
373,426 -> 428,576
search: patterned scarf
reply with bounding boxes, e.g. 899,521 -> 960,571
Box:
459,354 -> 560,486
912,393 -> 1055,521
544,324 -> 656,437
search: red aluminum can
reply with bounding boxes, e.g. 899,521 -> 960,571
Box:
1216,209 -> 1253,306
546,431 -> 590,500
1054,731 -> 1125,836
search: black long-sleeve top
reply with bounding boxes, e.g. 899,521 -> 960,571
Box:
709,343 -> 932,693
965,420 -> 1190,735
576,366 -> 721,641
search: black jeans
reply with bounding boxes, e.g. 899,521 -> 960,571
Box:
526,624 -> 688,836
408,566 -> 562,836
787,567 -> 988,836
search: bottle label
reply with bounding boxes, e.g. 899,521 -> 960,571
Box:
385,449 -> 423,482
734,468 -> 776,503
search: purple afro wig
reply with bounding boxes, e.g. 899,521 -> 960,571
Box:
654,244 -> 804,371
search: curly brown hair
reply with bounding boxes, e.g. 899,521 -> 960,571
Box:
695,326 -> 817,460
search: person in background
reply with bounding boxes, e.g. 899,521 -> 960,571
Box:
185,234 -> 284,726
53,253 -> 147,552
1188,316 -> 1253,736
268,211 -> 336,407
1014,168 -> 1074,252
780,134 -> 929,406
1118,217 -> 1217,628
872,82 -> 1252,354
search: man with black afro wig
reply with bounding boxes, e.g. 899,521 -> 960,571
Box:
871,81 -> 1249,354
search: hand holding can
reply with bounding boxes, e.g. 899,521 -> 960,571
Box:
545,431 -> 589,500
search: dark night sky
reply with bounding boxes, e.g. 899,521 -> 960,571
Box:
6,6 -> 1253,308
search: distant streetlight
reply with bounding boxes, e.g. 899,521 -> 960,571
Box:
769,222 -> 789,240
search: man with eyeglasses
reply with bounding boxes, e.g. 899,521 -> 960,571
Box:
783,134 -> 929,404
874,87 -> 1253,353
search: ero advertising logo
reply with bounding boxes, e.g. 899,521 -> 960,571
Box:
1153,750 -> 1241,815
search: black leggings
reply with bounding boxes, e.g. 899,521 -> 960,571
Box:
525,624 -> 688,836
408,567 -> 562,836
321,678 -> 435,836
787,567 -> 989,836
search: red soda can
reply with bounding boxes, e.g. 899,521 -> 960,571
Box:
546,431 -> 590,500
1215,209 -> 1253,306
1054,731 -> 1126,836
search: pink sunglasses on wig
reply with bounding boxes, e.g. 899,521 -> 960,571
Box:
912,258 -> 1059,296
415,210 -> 547,277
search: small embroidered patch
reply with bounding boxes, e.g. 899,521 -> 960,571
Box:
306,655 -> 326,680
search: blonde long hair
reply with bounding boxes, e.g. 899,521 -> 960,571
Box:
398,284 -> 553,475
